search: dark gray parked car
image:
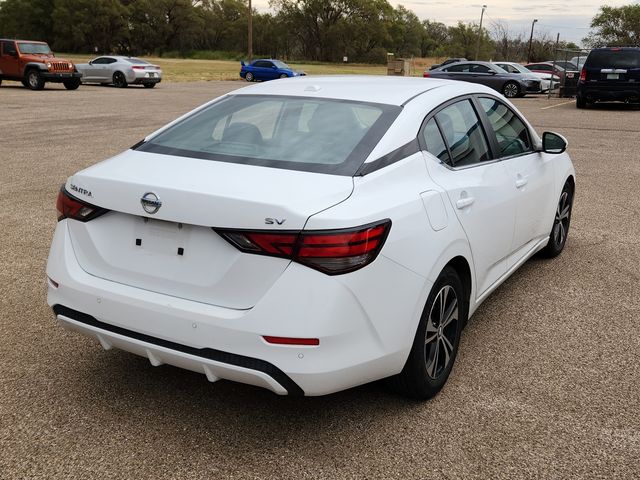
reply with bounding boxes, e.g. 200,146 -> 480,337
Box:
424,61 -> 542,98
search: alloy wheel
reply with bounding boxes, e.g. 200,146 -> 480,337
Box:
29,72 -> 39,88
425,285 -> 459,379
552,191 -> 571,247
503,82 -> 519,98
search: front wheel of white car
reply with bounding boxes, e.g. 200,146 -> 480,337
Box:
388,266 -> 465,400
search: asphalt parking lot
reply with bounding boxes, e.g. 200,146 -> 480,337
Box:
1,81 -> 639,479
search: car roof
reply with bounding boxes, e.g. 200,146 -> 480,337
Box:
232,75 -> 480,106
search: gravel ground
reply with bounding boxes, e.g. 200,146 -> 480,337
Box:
0,82 -> 638,479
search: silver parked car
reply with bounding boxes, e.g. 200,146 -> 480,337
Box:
76,56 -> 162,88
494,62 -> 560,92
424,61 -> 542,98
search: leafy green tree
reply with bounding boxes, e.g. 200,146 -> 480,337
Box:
584,4 -> 640,47
447,21 -> 493,60
0,0 -> 55,43
388,5 -> 422,57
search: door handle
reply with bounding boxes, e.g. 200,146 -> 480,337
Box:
515,175 -> 528,188
456,196 -> 475,209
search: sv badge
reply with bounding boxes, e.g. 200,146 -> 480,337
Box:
265,218 -> 286,225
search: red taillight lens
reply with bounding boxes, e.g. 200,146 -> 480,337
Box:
423,71 -> 430,78
217,220 -> 391,275
263,336 -> 319,346
56,188 -> 108,222
579,68 -> 586,82
132,66 -> 145,70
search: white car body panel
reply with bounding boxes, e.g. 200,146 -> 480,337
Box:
46,76 -> 575,396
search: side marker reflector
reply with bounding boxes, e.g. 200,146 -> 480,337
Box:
263,336 -> 319,346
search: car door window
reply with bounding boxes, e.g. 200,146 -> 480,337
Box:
478,97 -> 532,157
92,57 -> 109,64
434,100 -> 491,167
422,118 -> 451,165
471,64 -> 491,74
444,64 -> 466,72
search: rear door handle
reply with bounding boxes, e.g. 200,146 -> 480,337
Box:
456,197 -> 475,209
515,175 -> 528,188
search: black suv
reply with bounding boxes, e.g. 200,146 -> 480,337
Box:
576,47 -> 640,108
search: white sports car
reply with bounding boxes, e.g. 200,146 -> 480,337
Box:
76,56 -> 162,88
47,76 -> 575,399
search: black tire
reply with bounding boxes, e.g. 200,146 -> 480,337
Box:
387,266 -> 466,400
245,72 -> 254,82
540,181 -> 574,258
502,81 -> 520,99
279,73 -> 288,79
113,71 -> 128,88
576,95 -> 587,109
63,79 -> 81,90
0,78 -> 2,87
25,69 -> 45,90
22,80 -> 28,87
143,83 -> 156,88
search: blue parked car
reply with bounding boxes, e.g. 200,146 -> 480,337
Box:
240,59 -> 305,82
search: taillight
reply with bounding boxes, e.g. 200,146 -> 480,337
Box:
217,220 -> 391,275
423,71 -> 430,78
56,188 -> 108,222
132,66 -> 145,70
579,68 -> 586,82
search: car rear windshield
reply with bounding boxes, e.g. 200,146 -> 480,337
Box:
125,58 -> 150,64
137,95 -> 401,176
587,49 -> 640,69
17,42 -> 51,54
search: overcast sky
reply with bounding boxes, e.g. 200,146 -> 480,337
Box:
252,0 -> 637,45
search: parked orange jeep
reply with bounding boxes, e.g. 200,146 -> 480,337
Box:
0,39 -> 82,90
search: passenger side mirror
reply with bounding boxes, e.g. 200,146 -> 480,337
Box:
88,60 -> 93,65
542,132 -> 567,154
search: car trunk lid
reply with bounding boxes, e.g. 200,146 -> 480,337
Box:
65,149 -> 354,309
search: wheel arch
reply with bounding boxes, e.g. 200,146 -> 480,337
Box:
24,62 -> 47,72
445,256 -> 472,320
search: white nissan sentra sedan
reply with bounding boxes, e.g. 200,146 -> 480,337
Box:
47,76 -> 575,399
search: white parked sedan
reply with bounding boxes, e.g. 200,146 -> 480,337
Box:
494,61 -> 560,92
47,76 -> 575,399
76,56 -> 162,88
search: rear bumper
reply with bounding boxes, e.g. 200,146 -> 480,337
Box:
41,72 -> 82,82
53,304 -> 301,395
46,220 -> 427,396
578,83 -> 640,101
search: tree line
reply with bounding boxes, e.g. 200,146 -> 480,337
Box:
0,0 -> 636,63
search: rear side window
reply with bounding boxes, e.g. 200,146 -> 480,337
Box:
138,95 -> 401,176
1,41 -> 17,55
434,100 -> 491,167
422,118 -> 451,164
479,97 -> 532,157
586,49 -> 640,69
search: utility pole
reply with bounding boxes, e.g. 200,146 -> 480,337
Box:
527,19 -> 538,63
248,0 -> 253,62
475,5 -> 487,61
